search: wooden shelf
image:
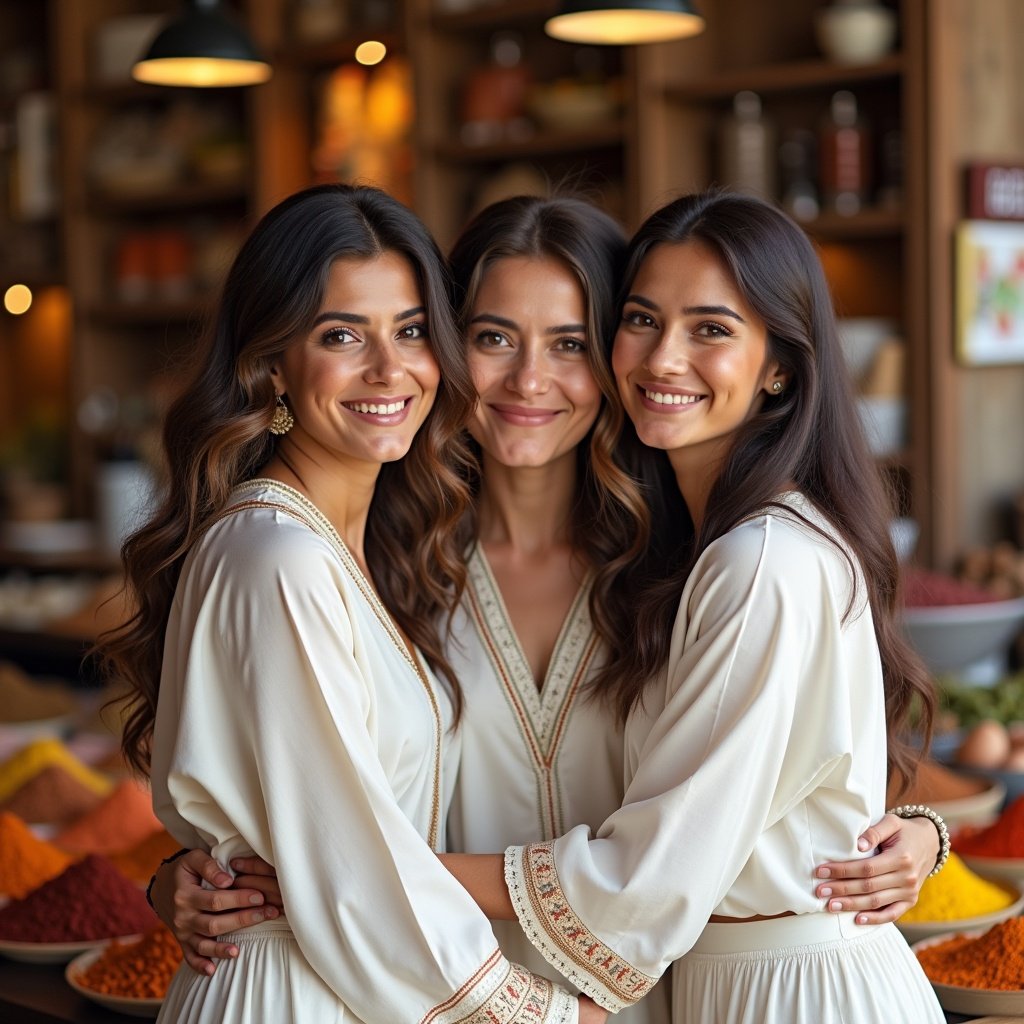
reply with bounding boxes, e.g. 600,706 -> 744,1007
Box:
278,30 -> 404,68
84,181 -> 249,215
86,300 -> 210,327
430,0 -> 554,32
433,122 -> 625,162
804,208 -> 906,240
668,53 -> 904,102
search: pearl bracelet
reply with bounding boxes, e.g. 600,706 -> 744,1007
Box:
887,804 -> 951,878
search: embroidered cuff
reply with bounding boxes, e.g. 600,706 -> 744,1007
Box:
421,948 -> 578,1024
504,842 -> 657,1013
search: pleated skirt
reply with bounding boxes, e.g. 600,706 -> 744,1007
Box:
157,918 -> 349,1024
673,912 -> 945,1023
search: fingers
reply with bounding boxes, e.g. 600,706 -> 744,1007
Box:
180,849 -> 233,889
229,856 -> 277,878
816,879 -> 914,915
178,887 -> 268,915
176,905 -> 279,940
858,813 -> 901,852
182,949 -> 219,976
233,875 -> 284,909
847,901 -> 912,926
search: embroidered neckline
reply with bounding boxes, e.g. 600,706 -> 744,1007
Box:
223,478 -> 443,850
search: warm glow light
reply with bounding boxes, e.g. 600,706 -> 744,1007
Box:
545,9 -> 704,44
355,41 -> 387,66
132,57 -> 272,87
4,284 -> 32,315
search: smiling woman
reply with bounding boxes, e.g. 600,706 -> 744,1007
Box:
95,184 -> 591,1024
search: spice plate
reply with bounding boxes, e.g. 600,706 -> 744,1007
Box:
913,930 -> 1024,1015
66,941 -> 162,1018
0,935 -> 108,964
933,779 -> 1007,829
962,854 -> 1024,883
897,883 -> 1024,942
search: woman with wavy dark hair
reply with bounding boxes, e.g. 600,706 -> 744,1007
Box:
153,193 -> 941,1023
496,191 -> 945,1021
98,184 -> 592,1024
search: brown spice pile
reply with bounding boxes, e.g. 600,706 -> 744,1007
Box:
0,662 -> 76,723
917,917 -> 1024,990
55,779 -> 162,855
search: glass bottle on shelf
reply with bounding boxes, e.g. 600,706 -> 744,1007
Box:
459,32 -> 532,147
779,129 -> 819,222
819,90 -> 871,216
718,91 -> 777,201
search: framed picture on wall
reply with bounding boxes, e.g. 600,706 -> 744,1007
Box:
956,219 -> 1024,365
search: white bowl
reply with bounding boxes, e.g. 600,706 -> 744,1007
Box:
815,4 -> 898,65
897,881 -> 1024,943
902,596 -> 1024,675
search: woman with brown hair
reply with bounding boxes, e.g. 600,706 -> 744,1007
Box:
100,183 -> 593,1023
152,192 -> 943,1022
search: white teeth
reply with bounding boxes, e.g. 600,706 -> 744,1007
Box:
644,389 -> 701,406
347,400 -> 405,415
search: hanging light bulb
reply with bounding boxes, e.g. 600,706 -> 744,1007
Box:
545,0 -> 704,45
133,0 -> 271,88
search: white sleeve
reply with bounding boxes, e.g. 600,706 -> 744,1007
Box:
504,520 -> 848,1012
158,522 -> 578,1024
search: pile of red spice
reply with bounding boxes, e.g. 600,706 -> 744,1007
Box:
903,567 -> 1003,607
0,854 -> 157,942
55,779 -> 163,856
955,795 -> 1024,858
917,917 -> 1024,989
0,811 -> 74,899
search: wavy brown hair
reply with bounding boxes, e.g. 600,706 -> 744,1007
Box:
447,195 -> 649,656
596,191 -> 934,794
99,184 -> 476,776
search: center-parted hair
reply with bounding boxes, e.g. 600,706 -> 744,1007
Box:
595,190 -> 933,793
447,195 -> 650,661
101,184 -> 476,775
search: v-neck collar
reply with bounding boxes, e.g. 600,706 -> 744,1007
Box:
466,544 -> 596,753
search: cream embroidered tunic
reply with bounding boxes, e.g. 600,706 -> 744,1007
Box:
152,481 -> 578,1024
446,547 -> 670,1024
504,494 -> 939,1019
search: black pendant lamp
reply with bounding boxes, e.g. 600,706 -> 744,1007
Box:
545,0 -> 705,45
132,0 -> 271,88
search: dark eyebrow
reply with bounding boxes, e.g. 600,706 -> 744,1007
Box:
623,295 -> 746,324
311,306 -> 425,327
683,304 -> 747,324
469,313 -> 517,331
469,314 -> 585,335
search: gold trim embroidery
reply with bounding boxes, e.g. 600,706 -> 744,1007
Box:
506,842 -> 656,1011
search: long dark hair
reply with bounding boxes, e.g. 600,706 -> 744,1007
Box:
448,195 -> 649,655
597,191 -> 933,793
100,184 -> 476,775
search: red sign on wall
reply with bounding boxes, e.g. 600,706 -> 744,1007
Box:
967,163 -> 1024,220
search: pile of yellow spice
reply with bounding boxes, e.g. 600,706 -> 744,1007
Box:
900,852 -> 1017,923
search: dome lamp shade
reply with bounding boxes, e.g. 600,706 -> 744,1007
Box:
132,0 -> 271,88
545,0 -> 705,45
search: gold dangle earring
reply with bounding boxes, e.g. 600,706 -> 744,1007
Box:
269,395 -> 294,435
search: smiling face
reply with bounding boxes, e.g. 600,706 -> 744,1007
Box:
613,240 -> 784,479
465,255 -> 602,470
270,251 -> 439,471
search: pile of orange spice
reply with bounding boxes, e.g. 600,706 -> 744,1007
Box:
917,917 -> 1024,990
73,925 -> 182,999
0,811 -> 74,898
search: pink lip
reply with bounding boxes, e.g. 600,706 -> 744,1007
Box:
489,404 -> 561,426
634,384 -> 706,413
341,397 -> 413,425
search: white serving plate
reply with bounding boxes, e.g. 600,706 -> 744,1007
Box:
960,853 -> 1024,883
913,929 -> 1024,1015
65,939 -> 163,1018
897,883 -> 1024,943
0,935 -> 108,964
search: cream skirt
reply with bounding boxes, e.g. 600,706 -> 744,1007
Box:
157,918 -> 348,1024
673,912 -> 944,1023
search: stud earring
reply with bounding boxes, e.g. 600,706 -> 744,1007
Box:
772,381 -> 783,393
269,395 -> 294,435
